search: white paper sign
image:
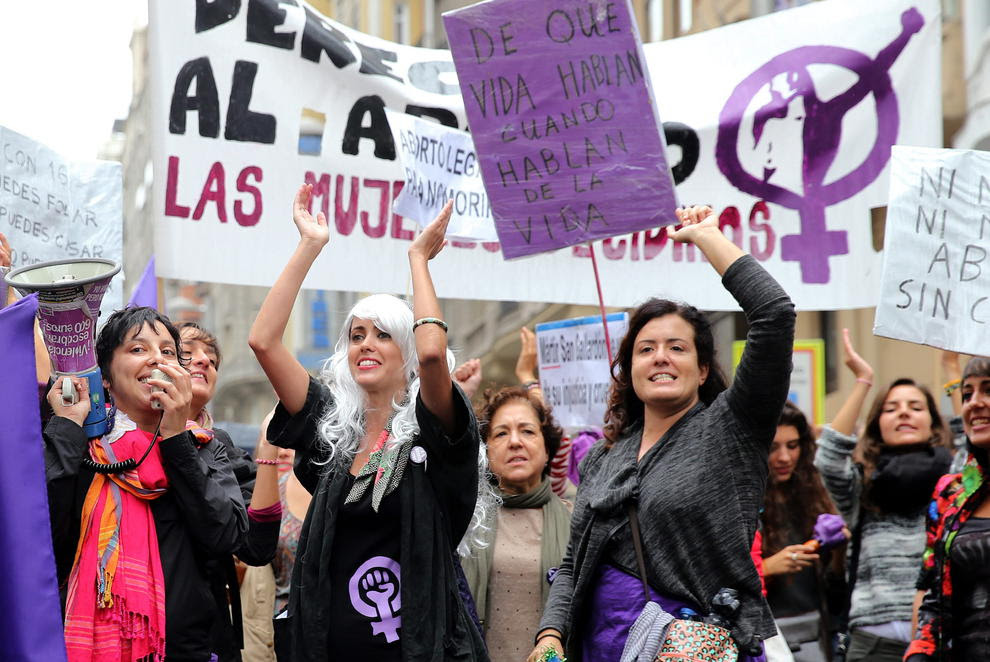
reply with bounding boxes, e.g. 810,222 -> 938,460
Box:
149,0 -> 940,310
387,111 -> 496,241
536,313 -> 628,429
874,146 -> 990,354
0,126 -> 123,318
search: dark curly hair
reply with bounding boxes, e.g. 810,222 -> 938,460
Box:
762,401 -> 837,555
477,386 -> 564,478
603,299 -> 728,446
97,307 -> 187,387
177,322 -> 222,370
855,378 -> 949,510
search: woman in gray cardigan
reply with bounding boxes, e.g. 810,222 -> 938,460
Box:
530,205 -> 796,661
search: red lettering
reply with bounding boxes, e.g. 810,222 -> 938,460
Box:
192,161 -> 227,222
234,166 -> 263,226
450,240 -> 477,248
748,201 -> 774,261
602,236 -> 626,260
482,241 -> 501,252
334,175 -> 359,235
165,156 -> 191,218
305,171 -> 332,220
719,206 -> 742,249
360,179 -> 390,238
642,226 -> 667,260
572,244 -> 592,258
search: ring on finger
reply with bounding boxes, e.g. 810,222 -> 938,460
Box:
790,552 -> 798,561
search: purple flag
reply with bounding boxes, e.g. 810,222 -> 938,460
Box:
0,294 -> 68,660
444,0 -> 678,259
128,256 -> 157,309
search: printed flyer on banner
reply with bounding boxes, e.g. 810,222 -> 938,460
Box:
874,146 -> 990,356
149,0 -> 940,311
0,126 -> 123,318
733,339 -> 825,424
443,0 -> 678,258
536,313 -> 628,429
387,110 -> 496,241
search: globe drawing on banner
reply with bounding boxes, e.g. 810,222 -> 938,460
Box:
716,8 -> 924,284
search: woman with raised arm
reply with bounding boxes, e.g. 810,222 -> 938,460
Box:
530,206 -> 796,662
247,185 -> 493,661
814,331 -> 950,662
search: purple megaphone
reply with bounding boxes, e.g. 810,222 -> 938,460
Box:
4,258 -> 121,438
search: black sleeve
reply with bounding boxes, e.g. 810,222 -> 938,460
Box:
159,431 -> 248,556
43,416 -> 92,583
268,376 -> 332,494
415,383 -> 480,543
214,427 -> 256,504
721,256 -> 796,432
236,517 -> 281,566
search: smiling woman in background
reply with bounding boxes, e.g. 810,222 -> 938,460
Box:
462,386 -> 572,662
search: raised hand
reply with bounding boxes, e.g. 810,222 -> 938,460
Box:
668,205 -> 719,244
0,232 -> 10,268
292,183 -> 330,247
841,328 -> 874,382
515,327 -> 538,384
409,200 -> 453,262
453,358 -> 483,399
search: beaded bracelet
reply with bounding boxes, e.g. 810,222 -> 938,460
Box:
944,378 -> 962,396
255,458 -> 278,465
538,646 -> 565,662
522,380 -> 541,391
413,317 -> 448,332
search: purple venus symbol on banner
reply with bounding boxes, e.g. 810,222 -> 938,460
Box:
716,7 -> 924,283
349,556 -> 402,643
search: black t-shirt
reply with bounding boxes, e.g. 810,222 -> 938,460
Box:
950,515 -> 990,659
327,472 -> 403,660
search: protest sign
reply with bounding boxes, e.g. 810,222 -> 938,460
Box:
536,312 -> 628,428
149,0 -> 940,311
443,0 -> 677,258
733,338 -> 825,424
0,126 -> 123,317
387,111 -> 496,241
874,146 -> 990,355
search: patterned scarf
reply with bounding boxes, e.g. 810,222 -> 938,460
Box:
63,412 -> 213,662
345,404 -> 410,512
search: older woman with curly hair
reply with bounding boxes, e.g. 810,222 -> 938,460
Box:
462,386 -> 572,662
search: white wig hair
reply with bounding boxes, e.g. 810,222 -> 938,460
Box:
314,293 -> 498,556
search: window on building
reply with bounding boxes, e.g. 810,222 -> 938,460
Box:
394,1 -> 411,45
298,108 -> 326,156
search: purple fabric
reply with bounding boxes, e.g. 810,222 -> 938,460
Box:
127,256 -> 157,309
0,294 -> 68,661
813,513 -> 847,550
567,429 -> 602,486
248,502 -> 283,523
583,564 -> 766,662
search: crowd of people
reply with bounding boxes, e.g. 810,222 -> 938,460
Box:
2,183 -> 987,662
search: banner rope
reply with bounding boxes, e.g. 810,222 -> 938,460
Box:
587,242 -> 614,366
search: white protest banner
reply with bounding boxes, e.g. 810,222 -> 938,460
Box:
150,0 -> 940,311
0,126 -> 123,317
386,110 -> 496,241
536,313 -> 628,428
874,146 -> 990,355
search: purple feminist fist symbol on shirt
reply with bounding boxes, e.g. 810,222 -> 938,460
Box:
349,556 -> 402,643
716,8 -> 925,283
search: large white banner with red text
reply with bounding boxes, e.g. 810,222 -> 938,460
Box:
149,0 -> 940,310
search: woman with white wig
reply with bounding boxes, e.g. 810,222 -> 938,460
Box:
248,185 -> 494,661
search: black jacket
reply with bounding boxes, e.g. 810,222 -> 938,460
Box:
268,378 -> 489,661
45,416 -> 248,661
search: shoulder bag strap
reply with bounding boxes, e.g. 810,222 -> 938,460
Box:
626,502 -> 652,602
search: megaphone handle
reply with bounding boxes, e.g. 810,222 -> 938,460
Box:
61,376 -> 78,406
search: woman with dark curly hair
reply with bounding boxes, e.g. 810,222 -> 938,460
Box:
814,331 -> 951,662
531,205 -> 796,662
762,401 -> 847,662
462,386 -> 571,662
44,306 -> 247,660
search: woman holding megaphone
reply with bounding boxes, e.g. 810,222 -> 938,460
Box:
44,306 -> 247,661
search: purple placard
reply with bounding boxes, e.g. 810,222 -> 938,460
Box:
444,0 -> 678,259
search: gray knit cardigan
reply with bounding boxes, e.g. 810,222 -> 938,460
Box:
538,256 -> 796,657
